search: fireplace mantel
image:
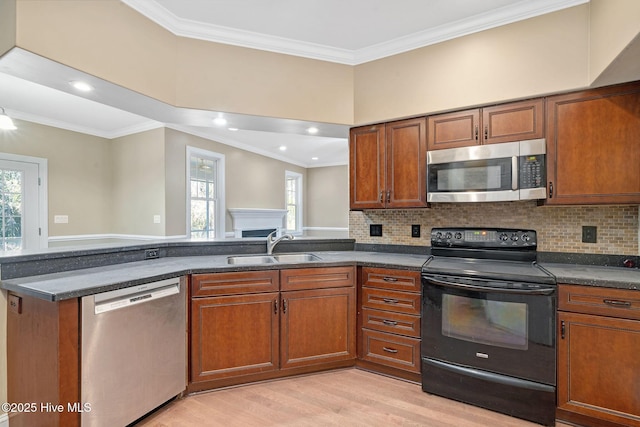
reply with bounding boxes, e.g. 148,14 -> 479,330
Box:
228,208 -> 287,238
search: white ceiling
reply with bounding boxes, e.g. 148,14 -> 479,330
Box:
124,0 -> 588,65
0,0 -> 587,167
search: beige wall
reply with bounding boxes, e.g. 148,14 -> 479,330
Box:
589,0 -> 640,83
11,2 -> 640,126
0,121 -> 324,239
307,166 -> 349,228
14,0 -> 354,125
353,5 -> 590,124
0,119 -> 112,236
164,128 -> 307,234
175,39 -> 354,124
15,0 -> 178,105
0,0 -> 16,57
111,128 -> 167,236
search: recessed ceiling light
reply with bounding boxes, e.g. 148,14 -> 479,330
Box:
279,146 -> 287,151
70,80 -> 93,92
307,127 -> 319,134
228,127 -> 239,131
213,117 -> 227,126
312,157 -> 319,160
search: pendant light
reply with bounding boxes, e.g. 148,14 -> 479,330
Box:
0,107 -> 17,130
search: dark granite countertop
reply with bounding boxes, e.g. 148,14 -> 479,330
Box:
0,251 -> 429,301
542,263 -> 640,291
2,247 -> 640,301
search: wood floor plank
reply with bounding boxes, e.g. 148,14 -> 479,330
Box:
135,369 -> 570,427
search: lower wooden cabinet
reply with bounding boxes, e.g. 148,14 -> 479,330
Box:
189,266 -> 356,390
281,286 -> 356,369
357,267 -> 422,382
361,328 -> 421,373
557,285 -> 640,427
191,292 -> 280,383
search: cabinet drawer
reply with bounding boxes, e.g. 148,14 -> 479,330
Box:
559,284 -> 640,320
362,287 -> 420,315
361,329 -> 420,373
280,266 -> 355,291
362,267 -> 421,292
191,271 -> 279,297
361,307 -> 420,338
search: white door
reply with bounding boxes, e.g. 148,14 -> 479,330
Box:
0,158 -> 42,250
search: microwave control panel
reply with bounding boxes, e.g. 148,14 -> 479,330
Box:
519,154 -> 545,189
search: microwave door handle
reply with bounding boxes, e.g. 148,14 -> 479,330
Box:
512,156 -> 518,191
425,276 -> 555,296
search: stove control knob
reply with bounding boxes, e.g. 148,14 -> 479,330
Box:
499,233 -> 509,241
454,232 -> 462,240
445,232 -> 453,239
436,232 -> 443,239
510,233 -> 519,241
521,233 -> 531,242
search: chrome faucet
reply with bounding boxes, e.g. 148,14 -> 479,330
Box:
266,230 -> 294,255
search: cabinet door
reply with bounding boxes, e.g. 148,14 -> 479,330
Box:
482,98 -> 544,144
557,311 -> 640,427
280,287 -> 356,369
385,117 -> 428,207
191,293 -> 279,382
546,81 -> 640,204
427,108 -> 480,150
349,124 -> 386,209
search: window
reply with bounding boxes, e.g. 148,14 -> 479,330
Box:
0,154 -> 47,251
187,147 -> 225,240
285,171 -> 302,233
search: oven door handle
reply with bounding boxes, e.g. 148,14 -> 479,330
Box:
425,276 -> 555,295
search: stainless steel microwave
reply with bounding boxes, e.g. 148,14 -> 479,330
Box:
427,139 -> 546,202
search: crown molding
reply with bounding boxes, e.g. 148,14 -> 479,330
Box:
9,111 -> 163,139
122,0 -> 589,65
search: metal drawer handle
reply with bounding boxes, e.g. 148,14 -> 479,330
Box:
382,298 -> 399,304
383,347 -> 398,354
603,299 -> 632,308
383,277 -> 398,282
382,320 -> 398,326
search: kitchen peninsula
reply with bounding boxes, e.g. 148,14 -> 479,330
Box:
3,238 -> 639,427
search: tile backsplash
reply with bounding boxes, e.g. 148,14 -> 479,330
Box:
349,202 -> 639,255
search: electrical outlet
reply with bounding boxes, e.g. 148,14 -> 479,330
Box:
411,224 -> 421,238
370,224 -> 383,237
144,248 -> 160,259
582,226 -> 597,243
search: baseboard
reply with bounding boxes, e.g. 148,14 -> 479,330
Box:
48,233 -> 188,243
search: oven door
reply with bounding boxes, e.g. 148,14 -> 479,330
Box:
422,274 -> 556,385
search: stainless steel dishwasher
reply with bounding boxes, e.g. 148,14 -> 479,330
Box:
81,277 -> 186,427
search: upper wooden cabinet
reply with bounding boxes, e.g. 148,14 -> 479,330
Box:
349,117 -> 427,209
427,98 -> 544,150
546,81 -> 640,205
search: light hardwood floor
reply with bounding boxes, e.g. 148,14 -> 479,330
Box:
135,369 -> 571,427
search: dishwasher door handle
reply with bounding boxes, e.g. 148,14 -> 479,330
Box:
94,278 -> 181,314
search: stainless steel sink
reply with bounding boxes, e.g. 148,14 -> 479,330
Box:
274,253 -> 321,263
226,253 -> 321,265
226,255 -> 277,265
